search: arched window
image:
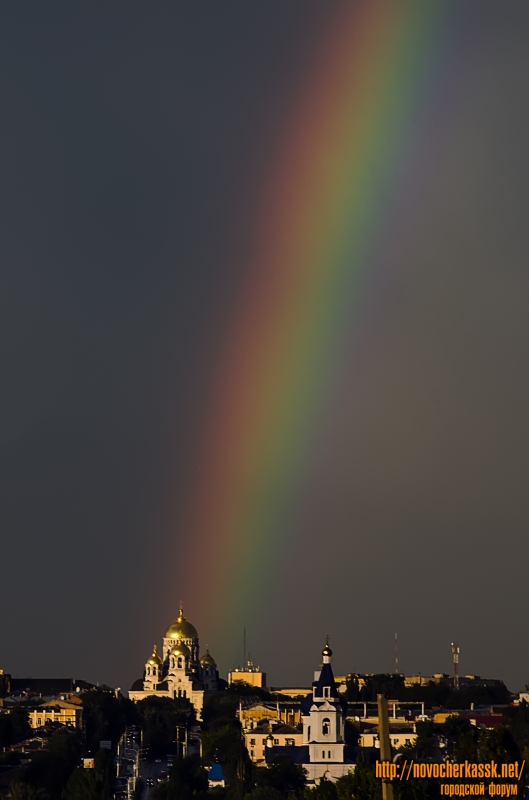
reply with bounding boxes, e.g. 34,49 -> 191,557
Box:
178,657 -> 183,668
322,718 -> 330,735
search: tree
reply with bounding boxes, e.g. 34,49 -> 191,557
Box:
65,749 -> 115,800
335,756 -> 380,800
137,695 -> 193,757
81,687 -> 137,751
443,715 -> 472,746
453,731 -> 478,763
11,706 -> 31,739
255,755 -> 307,797
245,788 -> 283,800
10,784 -> 50,800
0,713 -> 14,750
151,754 -> 208,800
0,706 -> 29,750
200,690 -> 253,798
360,676 -> 407,703
393,775 -> 426,800
15,728 -> 81,800
479,727 -> 520,765
0,748 -> 21,766
201,723 -> 252,797
226,681 -> 271,702
344,720 -> 360,748
304,776 -> 338,800
414,721 -> 436,759
504,700 -> 529,764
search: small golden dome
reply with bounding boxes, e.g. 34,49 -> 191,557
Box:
147,644 -> 162,665
170,640 -> 191,658
200,647 -> 216,666
165,605 -> 198,640
322,644 -> 333,658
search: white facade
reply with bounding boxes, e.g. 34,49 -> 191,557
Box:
301,645 -> 352,782
264,644 -> 354,783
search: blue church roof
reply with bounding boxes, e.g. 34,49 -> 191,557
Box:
208,764 -> 225,781
313,663 -> 340,699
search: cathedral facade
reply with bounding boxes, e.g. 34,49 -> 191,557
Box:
129,606 -> 218,718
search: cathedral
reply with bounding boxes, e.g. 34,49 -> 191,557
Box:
129,606 -> 219,718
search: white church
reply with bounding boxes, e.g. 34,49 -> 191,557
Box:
266,643 -> 354,782
129,606 -> 219,718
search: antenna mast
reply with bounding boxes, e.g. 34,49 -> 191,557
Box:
394,633 -> 398,674
243,628 -> 247,668
451,642 -> 460,690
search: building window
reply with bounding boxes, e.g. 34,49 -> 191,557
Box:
323,687 -> 330,698
250,739 -> 255,746
322,718 -> 330,735
328,751 -> 331,759
322,751 -> 325,759
262,739 -> 267,745
285,739 -> 294,746
251,750 -> 254,757
274,739 -> 279,745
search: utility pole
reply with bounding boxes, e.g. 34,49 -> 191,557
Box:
451,642 -> 460,690
243,628 -> 247,668
394,633 -> 398,674
377,695 -> 394,800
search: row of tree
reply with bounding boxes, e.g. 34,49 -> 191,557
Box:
345,674 -> 511,709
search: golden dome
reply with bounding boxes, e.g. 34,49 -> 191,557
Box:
200,647 -> 216,666
322,644 -> 333,658
165,605 -> 198,640
147,644 -> 162,665
170,640 -> 191,658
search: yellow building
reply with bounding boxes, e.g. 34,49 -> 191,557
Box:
239,701 -> 278,726
271,687 -> 311,699
404,673 -> 449,687
228,661 -> 266,689
358,723 -> 416,749
28,698 -> 83,730
244,723 -> 303,763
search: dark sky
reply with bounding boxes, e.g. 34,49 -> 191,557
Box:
1,2 -> 529,694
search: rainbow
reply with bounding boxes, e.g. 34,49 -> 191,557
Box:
177,1 -> 447,660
